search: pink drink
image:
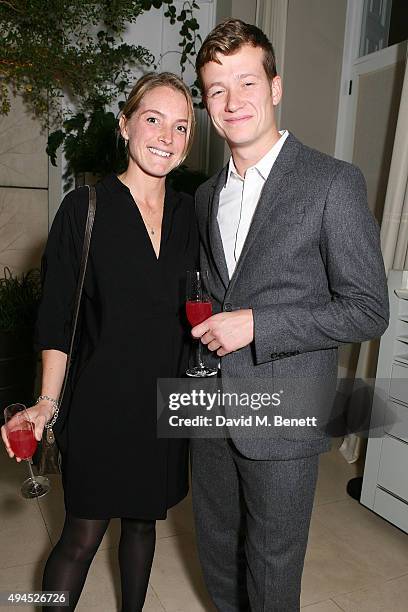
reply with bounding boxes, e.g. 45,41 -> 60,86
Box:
8,428 -> 37,459
186,300 -> 212,327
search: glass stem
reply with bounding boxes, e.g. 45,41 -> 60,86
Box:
197,339 -> 204,367
27,459 -> 39,487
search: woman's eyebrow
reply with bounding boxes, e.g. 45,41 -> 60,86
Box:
140,108 -> 164,116
140,109 -> 188,122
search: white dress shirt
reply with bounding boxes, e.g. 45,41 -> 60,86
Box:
217,130 -> 289,279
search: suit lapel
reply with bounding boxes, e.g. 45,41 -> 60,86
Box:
208,166 -> 230,289
227,133 -> 302,294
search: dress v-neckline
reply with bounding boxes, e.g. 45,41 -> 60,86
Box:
114,174 -> 168,262
131,195 -> 165,261
111,173 -> 180,263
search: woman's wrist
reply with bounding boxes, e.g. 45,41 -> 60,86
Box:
35,402 -> 54,422
36,396 -> 58,422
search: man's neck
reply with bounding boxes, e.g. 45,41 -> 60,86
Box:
230,129 -> 282,178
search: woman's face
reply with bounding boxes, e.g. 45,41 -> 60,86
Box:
120,85 -> 190,178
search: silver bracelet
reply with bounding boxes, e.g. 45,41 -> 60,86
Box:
36,395 -> 59,429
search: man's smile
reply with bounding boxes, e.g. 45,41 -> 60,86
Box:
223,115 -> 253,124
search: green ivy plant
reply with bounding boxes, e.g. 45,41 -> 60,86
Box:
1,0 -> 203,189
158,1 -> 201,72
158,0 -> 203,105
0,0 -> 202,127
1,1 -> 149,126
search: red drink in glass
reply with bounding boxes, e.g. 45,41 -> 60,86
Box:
186,300 -> 212,327
8,427 -> 37,459
185,270 -> 217,377
4,403 -> 50,498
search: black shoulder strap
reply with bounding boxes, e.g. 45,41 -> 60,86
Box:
58,185 -> 96,404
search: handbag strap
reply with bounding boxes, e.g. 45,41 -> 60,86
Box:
58,185 -> 96,406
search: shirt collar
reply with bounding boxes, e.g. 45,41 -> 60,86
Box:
225,129 -> 289,187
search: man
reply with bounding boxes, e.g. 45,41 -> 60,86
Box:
190,18 -> 389,612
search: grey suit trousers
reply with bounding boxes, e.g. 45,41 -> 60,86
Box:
191,437 -> 319,612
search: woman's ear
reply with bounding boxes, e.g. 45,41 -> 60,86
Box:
119,114 -> 128,141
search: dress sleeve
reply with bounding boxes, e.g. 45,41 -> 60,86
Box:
34,189 -> 87,353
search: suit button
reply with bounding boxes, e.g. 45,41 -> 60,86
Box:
224,302 -> 232,312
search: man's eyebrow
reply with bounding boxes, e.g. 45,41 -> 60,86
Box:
206,73 -> 259,89
206,82 -> 225,90
236,72 -> 259,79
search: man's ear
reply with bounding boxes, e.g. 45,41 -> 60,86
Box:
271,76 -> 282,107
200,90 -> 208,110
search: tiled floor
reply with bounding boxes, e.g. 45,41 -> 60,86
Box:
1,441 -> 407,611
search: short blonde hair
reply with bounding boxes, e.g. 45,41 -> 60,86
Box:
121,72 -> 195,162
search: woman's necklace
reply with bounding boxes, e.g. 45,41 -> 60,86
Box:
136,200 -> 163,236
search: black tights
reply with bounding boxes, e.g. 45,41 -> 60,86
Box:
42,513 -> 156,611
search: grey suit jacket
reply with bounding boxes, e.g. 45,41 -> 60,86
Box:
195,132 -> 389,460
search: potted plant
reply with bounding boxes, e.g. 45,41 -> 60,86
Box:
0,267 -> 41,415
47,103 -> 128,190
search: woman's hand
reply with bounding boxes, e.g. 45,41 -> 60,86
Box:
1,400 -> 54,462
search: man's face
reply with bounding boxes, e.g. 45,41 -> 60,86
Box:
200,44 -> 281,154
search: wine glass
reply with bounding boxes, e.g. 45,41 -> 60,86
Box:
186,270 -> 218,377
4,403 -> 50,499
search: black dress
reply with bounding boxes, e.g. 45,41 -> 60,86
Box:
35,173 -> 199,519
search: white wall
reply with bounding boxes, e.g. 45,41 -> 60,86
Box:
0,91 -> 49,274
280,0 -> 347,155
231,0 -> 256,23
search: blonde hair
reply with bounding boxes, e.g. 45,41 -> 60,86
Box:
121,72 -> 195,162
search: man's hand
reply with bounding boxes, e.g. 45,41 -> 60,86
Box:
192,309 -> 254,356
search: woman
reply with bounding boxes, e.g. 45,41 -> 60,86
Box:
1,72 -> 198,611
